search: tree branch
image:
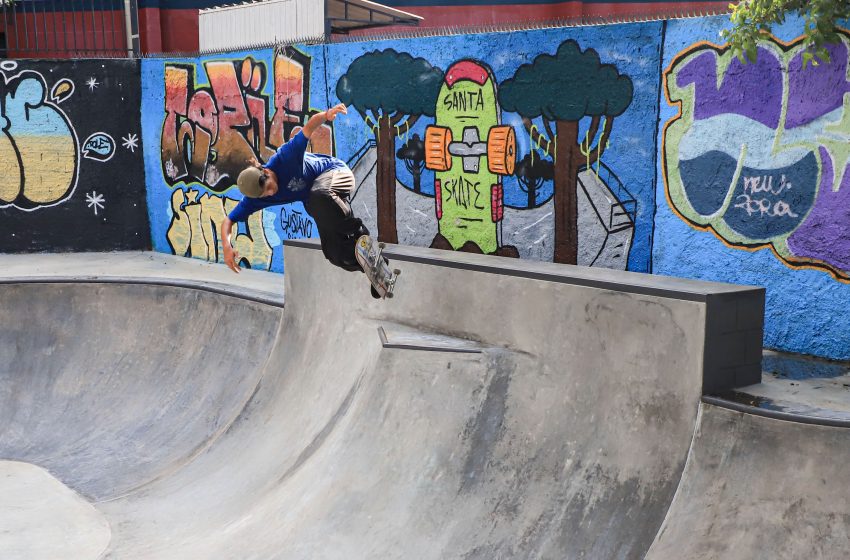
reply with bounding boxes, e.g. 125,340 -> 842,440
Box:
390,112 -> 405,126
582,116 -> 601,153
523,117 -> 553,154
402,114 -> 420,131
355,108 -> 371,127
586,116 -> 614,167
543,119 -> 556,145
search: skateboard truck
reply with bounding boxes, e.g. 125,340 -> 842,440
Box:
424,124 -> 516,175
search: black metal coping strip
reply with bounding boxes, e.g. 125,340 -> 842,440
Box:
377,326 -> 483,354
285,239 -> 761,304
702,395 -> 850,429
0,277 -> 286,309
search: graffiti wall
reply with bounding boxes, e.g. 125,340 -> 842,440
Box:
1,59 -> 149,252
142,26 -> 661,274
329,27 -> 661,272
139,17 -> 850,360
657,15 -> 850,360
142,46 -> 330,273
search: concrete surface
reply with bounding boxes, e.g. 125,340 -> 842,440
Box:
647,403 -> 850,559
0,251 -> 284,305
0,245 -> 845,559
0,461 -> 110,560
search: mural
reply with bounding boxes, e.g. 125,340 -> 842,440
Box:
499,40 -> 634,263
664,30 -> 850,281
162,47 -> 333,192
654,16 -> 850,361
166,187 -> 272,270
425,59 -> 518,256
1,59 -> 149,252
0,69 -> 78,210
149,46 -> 330,270
336,49 -> 444,245
333,34 -> 648,267
144,27 -> 659,272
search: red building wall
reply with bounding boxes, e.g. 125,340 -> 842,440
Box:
3,10 -> 128,58
138,7 -> 199,53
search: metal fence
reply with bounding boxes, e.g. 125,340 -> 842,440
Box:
0,1 -> 730,60
0,0 -> 139,58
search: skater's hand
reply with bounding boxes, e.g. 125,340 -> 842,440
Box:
224,246 -> 241,274
325,103 -> 347,122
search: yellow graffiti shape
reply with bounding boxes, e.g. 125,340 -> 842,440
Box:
167,188 -> 273,270
0,127 -> 21,203
50,79 -> 74,104
1,72 -> 78,207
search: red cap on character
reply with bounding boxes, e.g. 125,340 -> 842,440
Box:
445,61 -> 489,87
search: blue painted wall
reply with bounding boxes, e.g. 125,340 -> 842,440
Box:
143,24 -> 662,274
656,15 -> 850,360
138,16 -> 850,360
142,45 -> 327,273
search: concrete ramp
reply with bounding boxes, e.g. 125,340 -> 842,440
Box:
647,403 -> 850,559
0,243 -> 786,559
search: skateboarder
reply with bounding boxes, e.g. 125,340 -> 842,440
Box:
220,103 -> 367,274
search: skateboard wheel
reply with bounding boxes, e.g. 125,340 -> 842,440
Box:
424,126 -> 452,172
393,269 -> 401,275
386,292 -> 394,299
378,242 -> 386,250
487,126 -> 516,176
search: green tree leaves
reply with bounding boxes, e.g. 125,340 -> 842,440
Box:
723,0 -> 850,66
336,49 -> 444,117
498,40 -> 633,121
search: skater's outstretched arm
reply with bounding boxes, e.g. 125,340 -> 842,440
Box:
221,216 -> 241,274
302,103 -> 347,139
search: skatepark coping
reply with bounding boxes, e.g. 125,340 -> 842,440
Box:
284,238 -> 764,303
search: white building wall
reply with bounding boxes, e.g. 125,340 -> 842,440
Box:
200,0 -> 325,52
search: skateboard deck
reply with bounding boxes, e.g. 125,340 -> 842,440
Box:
355,235 -> 400,299
424,59 -> 516,254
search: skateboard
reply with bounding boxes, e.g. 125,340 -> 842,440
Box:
355,235 -> 401,299
424,59 -> 516,254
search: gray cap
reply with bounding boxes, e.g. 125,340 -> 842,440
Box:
237,167 -> 264,198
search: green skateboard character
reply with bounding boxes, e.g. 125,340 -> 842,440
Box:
424,59 -> 517,256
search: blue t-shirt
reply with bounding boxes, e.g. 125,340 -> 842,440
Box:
227,131 -> 346,222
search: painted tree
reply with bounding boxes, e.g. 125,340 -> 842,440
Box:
337,50 -> 443,243
396,133 -> 425,193
499,40 -> 633,264
515,153 -> 554,209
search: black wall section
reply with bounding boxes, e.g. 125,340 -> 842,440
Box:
0,59 -> 149,252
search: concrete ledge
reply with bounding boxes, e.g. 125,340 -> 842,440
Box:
284,238 -> 762,303
0,252 -> 285,307
0,276 -> 285,308
286,239 -> 765,393
701,395 -> 850,428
